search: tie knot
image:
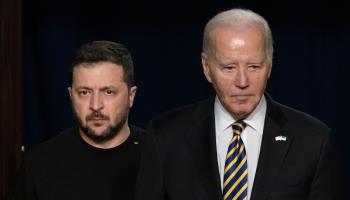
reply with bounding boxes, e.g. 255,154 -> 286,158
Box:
232,121 -> 246,135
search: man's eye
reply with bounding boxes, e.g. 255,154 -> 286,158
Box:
223,65 -> 236,71
79,90 -> 88,96
105,89 -> 115,95
248,65 -> 261,70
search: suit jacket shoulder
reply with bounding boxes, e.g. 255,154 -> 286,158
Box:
251,96 -> 339,200
273,100 -> 330,136
150,98 -> 214,132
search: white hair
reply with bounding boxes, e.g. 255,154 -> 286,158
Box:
202,8 -> 273,63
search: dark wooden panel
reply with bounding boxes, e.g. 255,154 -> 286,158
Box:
0,0 -> 22,199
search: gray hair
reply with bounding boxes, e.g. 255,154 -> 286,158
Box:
202,8 -> 273,63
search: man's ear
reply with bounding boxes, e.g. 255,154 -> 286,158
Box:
201,52 -> 212,83
68,87 -> 72,98
267,62 -> 272,78
128,86 -> 137,108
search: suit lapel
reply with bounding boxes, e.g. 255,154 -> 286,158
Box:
185,98 -> 222,200
251,96 -> 294,200
183,96 -> 293,200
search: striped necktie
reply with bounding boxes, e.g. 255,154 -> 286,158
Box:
223,121 -> 248,200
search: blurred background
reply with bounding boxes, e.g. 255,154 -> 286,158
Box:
1,0 -> 349,198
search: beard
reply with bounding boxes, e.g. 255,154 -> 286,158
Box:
72,106 -> 129,143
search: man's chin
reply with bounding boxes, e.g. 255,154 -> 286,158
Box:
86,126 -> 108,135
228,106 -> 255,119
79,125 -> 116,142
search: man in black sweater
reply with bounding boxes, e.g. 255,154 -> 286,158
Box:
12,41 -> 143,200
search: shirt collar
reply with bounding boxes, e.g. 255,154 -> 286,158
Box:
214,95 -> 267,135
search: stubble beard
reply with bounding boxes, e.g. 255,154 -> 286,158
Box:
72,106 -> 129,143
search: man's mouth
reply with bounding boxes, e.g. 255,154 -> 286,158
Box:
232,95 -> 251,100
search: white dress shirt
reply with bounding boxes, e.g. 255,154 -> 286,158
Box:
214,95 -> 267,200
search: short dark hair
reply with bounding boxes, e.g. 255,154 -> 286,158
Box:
70,41 -> 134,88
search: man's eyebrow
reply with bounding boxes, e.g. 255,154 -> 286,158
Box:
100,86 -> 118,91
75,86 -> 92,90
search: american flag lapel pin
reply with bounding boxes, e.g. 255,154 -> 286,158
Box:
275,135 -> 287,142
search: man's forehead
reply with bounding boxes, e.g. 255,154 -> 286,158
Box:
73,85 -> 118,90
72,63 -> 125,85
74,61 -> 123,70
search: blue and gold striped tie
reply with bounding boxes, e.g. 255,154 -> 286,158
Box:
223,121 -> 248,200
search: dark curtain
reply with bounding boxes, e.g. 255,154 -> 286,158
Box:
0,0 -> 22,199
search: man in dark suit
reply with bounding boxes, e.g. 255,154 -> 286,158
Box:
136,8 -> 342,200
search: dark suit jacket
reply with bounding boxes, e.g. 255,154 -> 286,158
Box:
136,95 -> 342,200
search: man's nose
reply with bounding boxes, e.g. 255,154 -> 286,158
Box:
89,93 -> 103,111
235,69 -> 249,89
